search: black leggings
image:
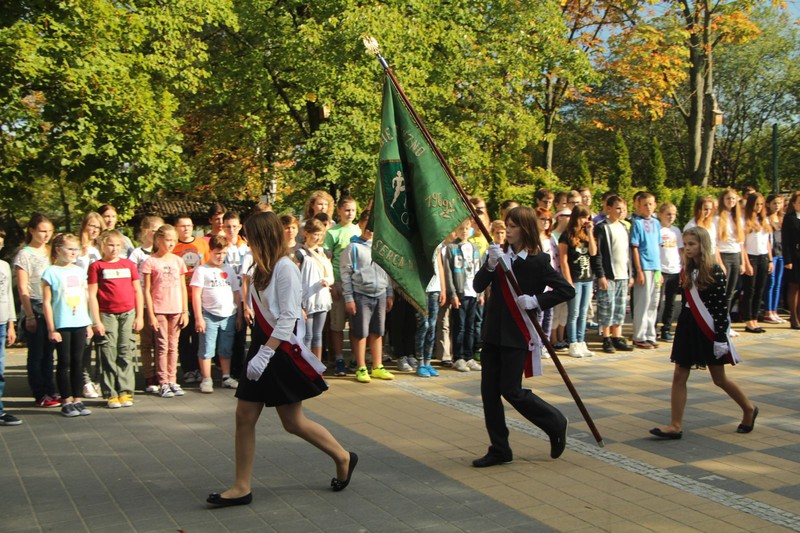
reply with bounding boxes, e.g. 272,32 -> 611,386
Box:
56,327 -> 88,399
720,252 -> 741,315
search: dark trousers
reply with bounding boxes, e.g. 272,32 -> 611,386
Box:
451,296 -> 477,361
26,313 -> 56,400
230,326 -> 248,380
741,254 -> 770,321
178,309 -> 199,374
480,343 -> 566,459
388,295 -> 416,358
720,252 -> 741,316
660,273 -> 681,333
55,327 -> 88,399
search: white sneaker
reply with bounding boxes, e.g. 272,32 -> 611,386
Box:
568,343 -> 585,358
83,383 -> 100,399
159,384 -> 174,398
579,342 -> 595,357
466,359 -> 482,371
406,356 -> 418,370
169,383 -> 185,397
145,382 -> 159,394
396,356 -> 413,372
183,370 -> 199,384
199,378 -> 213,394
453,359 -> 470,372
221,377 -> 238,389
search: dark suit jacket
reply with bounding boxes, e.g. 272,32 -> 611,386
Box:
783,213 -> 800,267
474,251 -> 575,349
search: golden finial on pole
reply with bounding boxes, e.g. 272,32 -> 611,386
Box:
362,36 -> 389,69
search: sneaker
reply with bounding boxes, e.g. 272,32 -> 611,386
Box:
425,364 -> 439,376
660,331 -> 674,342
632,340 -> 653,349
50,393 -> 62,403
0,413 -> 22,426
762,315 -> 781,324
200,378 -> 214,393
170,383 -> 185,397
107,397 -> 122,409
396,356 -> 413,372
453,359 -> 470,372
61,402 -> 80,417
355,367 -> 371,383
730,329 -> 741,337
73,402 -> 92,416
145,377 -> 159,393
568,343 -> 585,358
371,366 -> 395,380
83,383 -> 100,399
406,356 -> 418,370
611,337 -> 634,352
334,359 -> 347,377
119,393 -> 134,407
36,395 -> 61,408
183,370 -> 199,384
466,359 -> 482,371
221,377 -> 239,389
579,342 -> 595,357
159,384 -> 174,398
602,338 -> 616,354
416,365 -> 431,377
647,340 -> 660,349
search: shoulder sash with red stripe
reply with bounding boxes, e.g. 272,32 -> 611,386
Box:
682,271 -> 741,365
251,289 -> 327,381
496,256 -> 543,378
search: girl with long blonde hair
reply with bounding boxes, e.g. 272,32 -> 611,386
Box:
740,193 -> 773,333
650,226 -> 757,440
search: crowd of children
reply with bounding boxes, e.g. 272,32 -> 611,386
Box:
1,186 -> 798,428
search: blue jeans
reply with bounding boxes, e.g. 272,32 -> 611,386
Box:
452,295 -> 477,361
415,292 -> 440,360
0,323 -> 6,412
198,311 -> 236,359
764,255 -> 785,312
566,282 -> 593,343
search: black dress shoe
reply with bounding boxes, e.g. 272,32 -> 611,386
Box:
472,453 -> 513,468
737,405 -> 759,433
649,427 -> 682,439
549,418 -> 569,459
206,492 -> 252,507
331,451 -> 358,491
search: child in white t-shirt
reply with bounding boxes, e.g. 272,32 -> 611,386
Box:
659,203 -> 683,342
191,235 -> 241,393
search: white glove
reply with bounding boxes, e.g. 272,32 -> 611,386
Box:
516,295 -> 539,310
487,244 -> 503,271
247,345 -> 276,381
713,341 -> 728,359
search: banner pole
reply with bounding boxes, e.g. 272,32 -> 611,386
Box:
364,37 -> 604,447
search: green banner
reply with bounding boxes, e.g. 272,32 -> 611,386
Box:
371,76 -> 471,313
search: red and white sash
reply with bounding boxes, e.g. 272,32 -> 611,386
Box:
683,278 -> 742,365
496,255 -> 543,378
250,289 -> 327,380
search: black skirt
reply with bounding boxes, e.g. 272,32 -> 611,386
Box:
235,324 -> 328,406
670,307 -> 728,369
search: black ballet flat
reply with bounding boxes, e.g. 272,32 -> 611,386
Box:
549,417 -> 569,459
737,406 -> 759,434
206,492 -> 252,507
744,327 -> 765,334
331,451 -> 358,492
649,427 -> 683,440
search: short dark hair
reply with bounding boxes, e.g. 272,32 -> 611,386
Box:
337,196 -> 356,209
222,211 -> 240,223
208,202 -> 226,218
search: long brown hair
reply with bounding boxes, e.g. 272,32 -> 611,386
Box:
24,213 -> 53,245
503,207 -> 542,254
682,226 -> 717,291
717,188 -> 744,243
565,205 -> 591,248
744,193 -> 771,234
244,212 -> 289,291
692,196 -> 715,229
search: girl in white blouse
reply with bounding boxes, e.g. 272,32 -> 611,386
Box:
740,193 -> 773,333
207,212 -> 356,508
